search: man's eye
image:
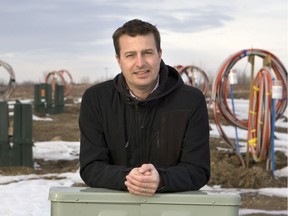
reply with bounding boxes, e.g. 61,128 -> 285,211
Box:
145,51 -> 153,55
126,54 -> 134,58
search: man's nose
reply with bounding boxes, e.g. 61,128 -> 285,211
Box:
135,55 -> 145,67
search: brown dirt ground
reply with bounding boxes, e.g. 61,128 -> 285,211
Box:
1,83 -> 287,215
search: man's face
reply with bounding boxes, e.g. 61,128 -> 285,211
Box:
116,33 -> 162,92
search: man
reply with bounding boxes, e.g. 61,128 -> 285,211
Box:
79,19 -> 210,196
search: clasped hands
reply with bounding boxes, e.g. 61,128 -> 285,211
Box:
125,163 -> 161,196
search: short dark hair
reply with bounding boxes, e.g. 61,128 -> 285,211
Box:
112,19 -> 161,57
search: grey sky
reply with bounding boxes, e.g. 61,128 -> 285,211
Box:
0,0 -> 287,83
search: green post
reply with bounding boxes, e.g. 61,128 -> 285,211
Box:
46,84 -> 53,113
54,84 -> 64,114
34,84 -> 43,113
0,101 -> 10,166
12,100 -> 33,167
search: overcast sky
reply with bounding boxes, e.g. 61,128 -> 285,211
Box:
0,0 -> 287,83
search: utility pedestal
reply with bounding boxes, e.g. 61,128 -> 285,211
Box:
0,100 -> 33,167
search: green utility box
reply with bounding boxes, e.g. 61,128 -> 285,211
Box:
34,83 -> 64,114
0,100 -> 33,167
49,187 -> 241,216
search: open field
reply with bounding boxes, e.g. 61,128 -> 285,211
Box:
1,83 -> 287,215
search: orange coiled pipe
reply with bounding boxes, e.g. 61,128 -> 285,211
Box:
211,48 -> 287,167
45,69 -> 74,96
247,67 -> 272,162
174,65 -> 209,96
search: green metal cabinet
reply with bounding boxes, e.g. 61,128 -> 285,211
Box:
49,187 -> 241,216
12,100 -> 33,167
34,83 -> 64,114
0,100 -> 33,167
34,83 -> 52,113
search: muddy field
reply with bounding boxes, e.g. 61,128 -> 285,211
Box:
1,83 -> 287,215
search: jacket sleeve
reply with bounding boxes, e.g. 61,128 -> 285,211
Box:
157,91 -> 210,192
79,88 -> 129,190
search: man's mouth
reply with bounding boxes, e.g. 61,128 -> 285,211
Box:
133,69 -> 150,75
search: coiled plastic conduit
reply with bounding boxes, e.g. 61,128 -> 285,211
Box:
174,65 -> 209,96
45,69 -> 74,96
211,48 -> 287,167
0,59 -> 16,101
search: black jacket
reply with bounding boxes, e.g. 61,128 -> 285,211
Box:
79,60 -> 210,192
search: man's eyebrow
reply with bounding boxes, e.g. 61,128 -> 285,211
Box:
124,51 -> 136,55
123,48 -> 155,55
142,48 -> 154,52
